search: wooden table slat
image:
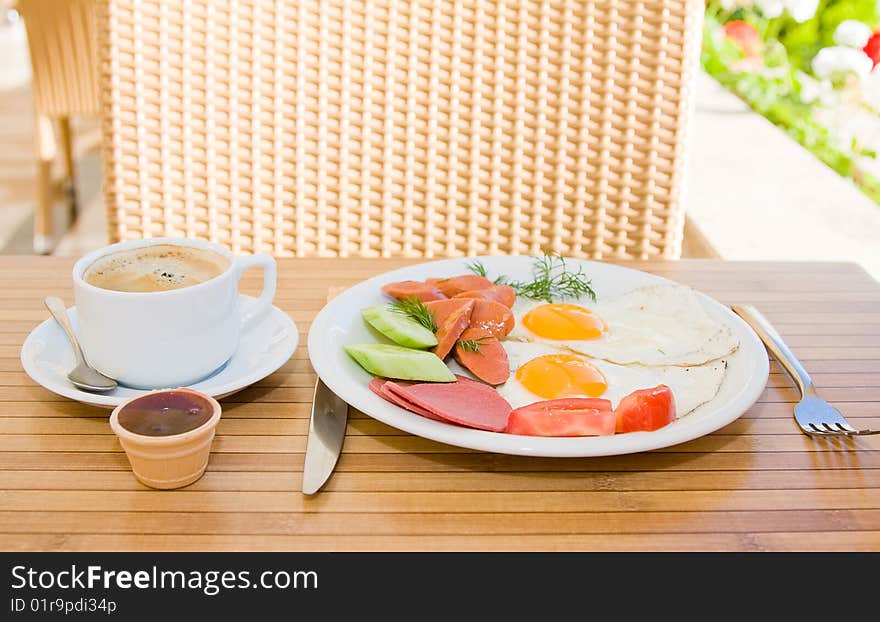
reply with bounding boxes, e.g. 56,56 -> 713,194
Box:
2,257 -> 879,552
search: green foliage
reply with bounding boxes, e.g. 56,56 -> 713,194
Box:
769,0 -> 880,73
702,2 -> 880,206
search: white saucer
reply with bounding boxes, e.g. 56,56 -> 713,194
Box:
20,294 -> 299,408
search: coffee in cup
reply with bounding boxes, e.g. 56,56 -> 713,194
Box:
83,244 -> 230,293
73,237 -> 277,389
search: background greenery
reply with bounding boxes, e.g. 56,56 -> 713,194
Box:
702,0 -> 880,204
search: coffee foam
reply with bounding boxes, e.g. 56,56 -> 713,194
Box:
83,244 -> 230,293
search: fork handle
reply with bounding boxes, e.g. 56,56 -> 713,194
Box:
732,304 -> 815,398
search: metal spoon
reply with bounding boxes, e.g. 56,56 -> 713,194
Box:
44,296 -> 117,392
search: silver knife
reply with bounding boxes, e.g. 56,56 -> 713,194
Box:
302,377 -> 349,494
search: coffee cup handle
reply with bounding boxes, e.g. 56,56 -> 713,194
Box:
234,254 -> 277,330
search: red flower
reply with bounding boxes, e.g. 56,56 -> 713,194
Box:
723,20 -> 762,58
864,31 -> 880,67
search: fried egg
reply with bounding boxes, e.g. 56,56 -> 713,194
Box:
497,341 -> 728,417
508,284 -> 739,366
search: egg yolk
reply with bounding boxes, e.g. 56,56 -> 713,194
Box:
515,354 -> 607,399
522,303 -> 605,340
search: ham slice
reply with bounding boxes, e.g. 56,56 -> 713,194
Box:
368,376 -> 413,397
383,377 -> 512,432
368,377 -> 446,421
370,376 -> 511,431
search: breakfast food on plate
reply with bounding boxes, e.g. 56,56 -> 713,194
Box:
381,280 -> 447,302
347,255 -> 739,437
466,300 -> 516,337
426,298 -> 515,339
361,305 -> 438,349
368,378 -> 445,421
344,343 -> 455,382
614,385 -> 676,433
509,284 -> 738,367
430,298 -> 475,359
497,340 -> 728,418
370,375 -> 512,431
388,296 -> 512,381
425,274 -> 494,296
453,327 -> 509,385
503,388 -> 675,437
506,398 -> 616,437
453,284 -> 517,308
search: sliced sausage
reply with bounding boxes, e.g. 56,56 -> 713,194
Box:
469,299 -> 515,337
381,280 -> 448,302
453,284 -> 516,308
426,274 -> 494,297
424,298 -> 473,325
453,327 -> 510,385
432,299 -> 475,360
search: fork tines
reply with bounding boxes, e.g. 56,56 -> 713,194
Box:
804,422 -> 880,436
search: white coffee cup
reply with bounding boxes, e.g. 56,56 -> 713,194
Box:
72,237 -> 277,389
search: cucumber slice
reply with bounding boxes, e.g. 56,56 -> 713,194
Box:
344,343 -> 455,382
361,305 -> 438,349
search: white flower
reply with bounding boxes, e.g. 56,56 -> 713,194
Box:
755,0 -> 784,18
797,71 -> 836,107
863,65 -> 880,110
812,46 -> 873,81
755,0 -> 818,24
786,0 -> 819,24
719,0 -> 753,9
833,20 -> 872,49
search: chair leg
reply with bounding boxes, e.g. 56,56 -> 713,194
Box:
681,216 -> 721,259
58,116 -> 78,223
34,158 -> 53,255
33,115 -> 57,255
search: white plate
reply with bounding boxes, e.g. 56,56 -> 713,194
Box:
21,295 -> 299,408
308,255 -> 769,457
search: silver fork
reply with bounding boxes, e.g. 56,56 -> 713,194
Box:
732,304 -> 879,437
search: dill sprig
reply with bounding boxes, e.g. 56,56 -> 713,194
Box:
457,335 -> 493,353
507,254 -> 597,303
465,260 -> 488,278
467,254 -> 596,302
390,296 -> 438,333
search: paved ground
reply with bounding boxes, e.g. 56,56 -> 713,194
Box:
685,72 -> 880,280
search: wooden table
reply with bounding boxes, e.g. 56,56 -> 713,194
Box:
1,257 -> 879,552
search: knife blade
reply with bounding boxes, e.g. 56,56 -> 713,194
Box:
302,377 -> 349,495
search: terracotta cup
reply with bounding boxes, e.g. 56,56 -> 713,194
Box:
109,388 -> 222,489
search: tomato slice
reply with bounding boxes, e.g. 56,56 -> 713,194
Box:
505,398 -> 615,437
614,385 -> 676,434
